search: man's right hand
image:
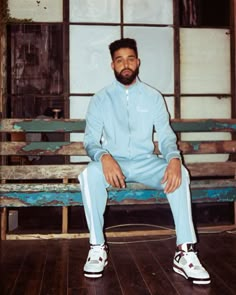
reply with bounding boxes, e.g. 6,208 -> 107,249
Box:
100,154 -> 126,188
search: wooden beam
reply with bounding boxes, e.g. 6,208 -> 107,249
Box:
62,178 -> 69,234
1,208 -> 7,240
62,207 -> 68,234
5,224 -> 236,240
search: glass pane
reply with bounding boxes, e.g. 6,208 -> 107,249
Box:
70,96 -> 90,119
70,25 -> 120,93
180,29 -> 231,94
179,0 -> 230,27
10,96 -> 65,118
9,0 -> 63,22
124,27 -> 174,94
9,24 -> 63,96
70,0 -> 120,22
124,0 -> 173,24
181,96 -> 231,163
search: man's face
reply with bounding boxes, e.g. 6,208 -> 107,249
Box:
111,48 -> 140,86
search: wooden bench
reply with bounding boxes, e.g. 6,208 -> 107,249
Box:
1,118 -> 236,240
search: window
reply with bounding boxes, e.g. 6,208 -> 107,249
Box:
7,24 -> 64,118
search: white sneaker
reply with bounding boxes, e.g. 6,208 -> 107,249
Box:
173,244 -> 211,285
84,244 -> 108,278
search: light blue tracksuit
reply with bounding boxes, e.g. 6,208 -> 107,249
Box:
79,79 -> 197,246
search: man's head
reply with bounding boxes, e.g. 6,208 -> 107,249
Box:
109,38 -> 140,86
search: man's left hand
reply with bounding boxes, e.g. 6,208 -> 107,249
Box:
161,158 -> 182,194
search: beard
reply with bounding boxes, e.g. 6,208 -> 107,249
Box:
114,67 -> 139,85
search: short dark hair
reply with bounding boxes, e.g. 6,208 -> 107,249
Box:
109,38 -> 138,59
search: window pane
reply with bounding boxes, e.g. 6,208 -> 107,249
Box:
70,25 -> 120,93
179,0 -> 230,27
124,0 -> 173,24
197,0 -> 230,26
181,96 -> 231,163
9,24 -> 63,96
124,27 -> 174,94
70,96 -> 90,119
181,96 -> 231,119
70,0 -> 120,22
9,0 -> 63,22
180,29 -> 231,94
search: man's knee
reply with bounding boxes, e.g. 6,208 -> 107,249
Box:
80,161 -> 107,186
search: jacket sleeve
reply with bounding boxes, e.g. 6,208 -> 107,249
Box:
153,92 -> 181,162
84,95 -> 109,161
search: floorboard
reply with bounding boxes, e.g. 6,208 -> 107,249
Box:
0,232 -> 236,295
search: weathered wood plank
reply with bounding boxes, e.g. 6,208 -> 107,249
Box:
187,162 -> 236,177
171,119 -> 236,132
1,162 -> 235,180
172,141 -> 236,154
1,119 -> 236,133
1,142 -> 86,156
0,119 -> 86,133
1,179 -> 235,192
0,180 -> 236,207
0,165 -> 87,180
2,140 -> 236,156
5,225 -> 236,240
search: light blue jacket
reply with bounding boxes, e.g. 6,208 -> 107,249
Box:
84,79 -> 180,162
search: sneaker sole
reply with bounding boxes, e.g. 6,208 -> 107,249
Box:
84,261 -> 108,278
84,272 -> 103,278
173,266 -> 211,285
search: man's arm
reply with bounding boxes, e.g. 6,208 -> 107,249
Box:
84,95 -> 108,161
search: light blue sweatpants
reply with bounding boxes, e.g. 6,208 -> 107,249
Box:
79,155 -> 197,246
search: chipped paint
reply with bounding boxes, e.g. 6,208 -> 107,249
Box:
191,141 -> 201,151
172,119 -> 236,132
1,186 -> 236,208
14,120 -> 86,132
22,142 -> 71,153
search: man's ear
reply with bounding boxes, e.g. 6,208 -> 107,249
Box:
138,58 -> 141,67
111,61 -> 114,70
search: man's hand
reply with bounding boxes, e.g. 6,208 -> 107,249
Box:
161,158 -> 182,194
101,154 -> 126,188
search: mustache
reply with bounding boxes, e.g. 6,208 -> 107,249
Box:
121,68 -> 133,74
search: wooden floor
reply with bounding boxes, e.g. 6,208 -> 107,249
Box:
0,231 -> 236,295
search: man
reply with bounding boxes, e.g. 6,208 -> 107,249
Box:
79,38 -> 210,284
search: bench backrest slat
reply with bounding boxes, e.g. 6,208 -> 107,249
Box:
1,140 -> 236,156
1,118 -> 236,133
0,119 -> 86,133
0,162 -> 235,180
0,165 -> 86,180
